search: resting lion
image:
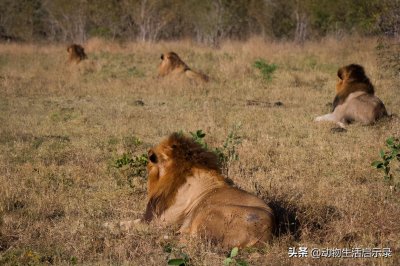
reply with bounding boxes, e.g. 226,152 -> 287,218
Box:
315,64 -> 387,127
67,44 -> 87,64
144,133 -> 275,248
158,52 -> 209,83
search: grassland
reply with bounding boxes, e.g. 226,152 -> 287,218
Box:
0,37 -> 399,265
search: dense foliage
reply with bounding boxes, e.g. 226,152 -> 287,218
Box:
0,0 -> 399,44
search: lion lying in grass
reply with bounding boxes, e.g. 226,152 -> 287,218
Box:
144,133 -> 275,248
315,64 -> 387,127
158,52 -> 209,83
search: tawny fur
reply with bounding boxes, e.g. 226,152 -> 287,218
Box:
67,44 -> 87,64
158,52 -> 209,83
316,68 -> 388,127
332,64 -> 374,111
144,133 -> 275,248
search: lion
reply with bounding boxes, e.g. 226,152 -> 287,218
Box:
67,44 -> 87,64
315,64 -> 387,127
158,52 -> 209,83
332,64 -> 375,111
144,133 -> 275,248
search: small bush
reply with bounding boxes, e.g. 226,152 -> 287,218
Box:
189,125 -> 242,176
371,136 -> 400,190
113,153 -> 133,168
253,59 -> 277,81
224,247 -> 248,266
190,129 -> 207,149
164,243 -> 190,266
113,153 -> 148,177
111,136 -> 148,189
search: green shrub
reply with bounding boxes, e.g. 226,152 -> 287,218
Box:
113,153 -> 148,177
371,136 -> 400,190
190,125 -> 242,176
164,243 -> 190,266
253,59 -> 277,81
111,136 -> 148,189
190,129 -> 207,149
224,247 -> 248,266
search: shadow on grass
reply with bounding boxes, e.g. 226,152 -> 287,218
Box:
267,197 -> 343,244
268,199 -> 301,241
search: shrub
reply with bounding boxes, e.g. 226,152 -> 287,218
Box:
371,136 -> 400,190
164,243 -> 190,266
111,136 -> 148,188
189,125 -> 242,176
113,153 -> 148,177
224,247 -> 248,266
253,59 -> 277,81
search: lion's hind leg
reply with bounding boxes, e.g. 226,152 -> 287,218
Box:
188,205 -> 274,248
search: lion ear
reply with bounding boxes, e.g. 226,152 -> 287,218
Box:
160,54 -> 164,60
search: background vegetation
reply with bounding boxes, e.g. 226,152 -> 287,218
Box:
0,0 -> 399,45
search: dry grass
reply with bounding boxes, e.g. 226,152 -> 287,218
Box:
0,36 -> 399,265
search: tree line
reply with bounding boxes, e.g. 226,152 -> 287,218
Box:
0,0 -> 399,45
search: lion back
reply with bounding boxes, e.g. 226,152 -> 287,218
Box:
342,92 -> 388,124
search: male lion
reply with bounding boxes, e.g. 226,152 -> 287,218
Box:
158,52 -> 209,83
315,64 -> 387,127
144,133 -> 275,248
67,44 -> 87,64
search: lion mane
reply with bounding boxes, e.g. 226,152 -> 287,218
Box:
332,64 -> 375,111
144,133 -> 221,221
158,52 -> 209,83
316,64 -> 387,127
67,44 -> 87,64
144,133 -> 275,247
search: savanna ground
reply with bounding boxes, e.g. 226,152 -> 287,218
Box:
0,37 -> 399,265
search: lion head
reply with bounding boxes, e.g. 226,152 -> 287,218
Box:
158,52 -> 190,77
337,64 -> 369,82
144,133 -> 221,222
67,44 -> 87,64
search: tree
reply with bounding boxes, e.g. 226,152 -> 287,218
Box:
43,0 -> 89,42
121,0 -> 181,42
0,0 -> 45,41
